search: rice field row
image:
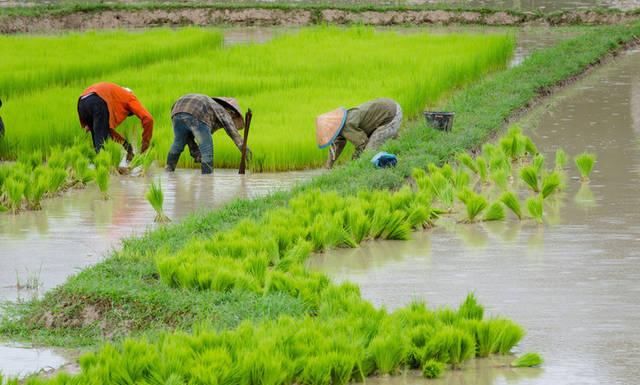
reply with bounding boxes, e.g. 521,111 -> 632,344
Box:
0,27 -> 515,170
0,28 -> 223,98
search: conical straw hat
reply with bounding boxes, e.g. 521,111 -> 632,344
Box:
212,97 -> 245,130
315,108 -> 347,149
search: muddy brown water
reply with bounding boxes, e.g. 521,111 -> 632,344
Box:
309,48 -> 640,384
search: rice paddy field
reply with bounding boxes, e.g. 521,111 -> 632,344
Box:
0,27 -> 514,170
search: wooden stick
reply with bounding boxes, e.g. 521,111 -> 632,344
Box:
239,108 -> 252,175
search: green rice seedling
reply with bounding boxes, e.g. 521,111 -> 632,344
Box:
422,326 -> 475,368
440,163 -> 455,181
476,156 -> 489,184
422,360 -> 445,379
574,152 -> 597,181
541,171 -> 561,199
461,191 -> 488,223
532,153 -> 545,174
25,175 -> 48,210
96,166 -> 110,199
93,150 -> 112,171
483,202 -> 505,221
490,169 -> 509,191
457,293 -> 484,320
102,140 -> 124,169
526,196 -> 544,224
73,158 -> 94,185
4,178 -> 24,213
500,191 -> 522,220
130,149 -> 156,175
500,134 -> 524,161
523,136 -> 538,156
481,143 -> 497,158
146,179 -> 170,223
47,168 -> 68,194
555,148 -> 568,170
367,333 -> 408,374
453,170 -> 471,192
457,153 -> 478,174
519,166 -> 539,193
511,352 -> 543,367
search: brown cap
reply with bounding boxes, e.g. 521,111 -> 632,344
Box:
315,108 -> 347,149
212,97 -> 245,130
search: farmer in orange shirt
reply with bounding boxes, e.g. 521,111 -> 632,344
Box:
77,82 -> 153,160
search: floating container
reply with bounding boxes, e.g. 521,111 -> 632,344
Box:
424,111 -> 455,132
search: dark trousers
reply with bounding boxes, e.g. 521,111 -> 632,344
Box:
0,116 -> 4,138
77,94 -> 111,153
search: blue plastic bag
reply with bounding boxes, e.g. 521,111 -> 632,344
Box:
371,152 -> 397,168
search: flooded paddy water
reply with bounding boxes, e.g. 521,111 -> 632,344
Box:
309,48 -> 640,383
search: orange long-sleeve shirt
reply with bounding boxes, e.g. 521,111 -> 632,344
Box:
80,82 -> 154,152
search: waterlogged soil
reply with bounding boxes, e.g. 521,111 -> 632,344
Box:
0,343 -> 76,378
309,49 -> 640,383
0,168 -> 320,303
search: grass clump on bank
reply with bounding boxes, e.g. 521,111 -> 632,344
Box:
1,27 -> 514,170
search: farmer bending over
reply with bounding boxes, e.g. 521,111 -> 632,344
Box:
78,82 -> 154,160
166,94 -> 251,175
316,97 -> 402,168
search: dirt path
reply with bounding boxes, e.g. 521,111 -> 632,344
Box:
1,7 -> 638,34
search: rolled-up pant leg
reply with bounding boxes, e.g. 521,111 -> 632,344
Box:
365,102 -> 403,152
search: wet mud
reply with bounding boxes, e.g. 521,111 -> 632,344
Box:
309,48 -> 640,384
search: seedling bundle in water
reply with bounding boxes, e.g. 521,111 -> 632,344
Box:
574,152 -> 596,181
146,179 -> 170,223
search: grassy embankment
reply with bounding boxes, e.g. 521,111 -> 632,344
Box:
2,22 -> 638,352
1,28 -> 514,171
1,1 -> 639,19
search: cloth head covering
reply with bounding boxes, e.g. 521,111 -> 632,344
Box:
212,97 -> 245,130
315,108 -> 347,149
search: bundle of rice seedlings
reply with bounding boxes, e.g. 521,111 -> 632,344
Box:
523,136 -> 538,156
476,156 -> 488,184
462,191 -> 488,223
519,166 -> 539,192
146,179 -> 170,223
457,153 -> 478,174
483,202 -> 505,221
453,170 -> 470,191
26,175 -> 47,210
574,152 -> 596,181
47,168 -> 68,194
5,178 -> 25,213
541,171 -> 561,199
130,149 -> 155,176
422,326 -> 475,368
490,169 -> 509,191
103,140 -> 124,168
457,292 -> 484,320
96,166 -> 110,199
421,360 -> 445,379
526,196 -> 544,224
73,158 -> 94,185
555,148 -> 568,170
367,334 -> 408,374
500,191 -> 522,220
511,352 -> 543,367
532,153 -> 545,174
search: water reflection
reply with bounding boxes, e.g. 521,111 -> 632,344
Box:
0,168 -> 321,302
